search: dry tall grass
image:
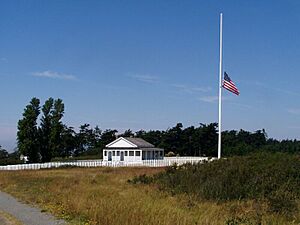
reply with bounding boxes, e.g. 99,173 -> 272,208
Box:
0,167 -> 298,225
0,210 -> 22,225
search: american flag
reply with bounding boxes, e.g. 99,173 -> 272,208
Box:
222,72 -> 239,95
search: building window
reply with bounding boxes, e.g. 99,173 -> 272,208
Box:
125,151 -> 128,156
112,151 -> 115,156
129,151 -> 134,156
136,151 -> 141,156
104,151 -> 107,156
117,151 -> 120,156
142,151 -> 146,160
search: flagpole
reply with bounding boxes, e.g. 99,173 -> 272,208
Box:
218,13 -> 223,159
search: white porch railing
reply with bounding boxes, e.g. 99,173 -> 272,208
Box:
0,157 -> 215,171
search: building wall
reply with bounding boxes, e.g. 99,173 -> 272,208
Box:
142,150 -> 164,160
103,149 -> 142,162
103,148 -> 164,161
106,139 -> 137,148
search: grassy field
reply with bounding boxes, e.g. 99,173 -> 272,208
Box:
0,166 -> 298,225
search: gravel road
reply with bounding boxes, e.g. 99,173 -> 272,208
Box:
0,191 -> 66,225
0,214 -> 13,225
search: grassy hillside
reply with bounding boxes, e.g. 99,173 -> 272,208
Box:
131,152 -> 300,219
0,154 -> 299,225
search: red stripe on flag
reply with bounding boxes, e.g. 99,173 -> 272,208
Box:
222,73 -> 239,95
223,81 -> 239,93
223,81 -> 239,95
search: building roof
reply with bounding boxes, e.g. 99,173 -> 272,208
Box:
105,137 -> 155,148
123,137 -> 155,148
140,148 -> 164,151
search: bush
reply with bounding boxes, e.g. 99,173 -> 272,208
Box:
267,189 -> 298,215
128,174 -> 154,184
165,151 -> 176,157
225,217 -> 248,225
57,165 -> 80,169
132,152 -> 300,214
51,154 -> 101,162
0,156 -> 22,165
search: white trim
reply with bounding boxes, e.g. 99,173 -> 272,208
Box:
0,157 -> 215,170
105,137 -> 138,148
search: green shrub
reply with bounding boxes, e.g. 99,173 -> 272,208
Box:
225,216 -> 260,225
132,152 -> 300,214
267,189 -> 298,215
57,165 -> 80,169
128,174 -> 154,184
225,217 -> 247,225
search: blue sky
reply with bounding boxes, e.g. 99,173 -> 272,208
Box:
0,0 -> 300,151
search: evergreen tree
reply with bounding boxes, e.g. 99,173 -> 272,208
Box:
100,129 -> 117,148
17,98 -> 40,162
161,123 -> 183,155
74,124 -> 92,156
119,129 -> 134,137
136,130 -> 162,148
74,124 -> 102,156
50,99 -> 64,158
0,145 -> 8,159
39,98 -> 54,162
61,125 -> 76,157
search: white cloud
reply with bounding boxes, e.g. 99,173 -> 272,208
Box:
128,74 -> 159,83
32,70 -> 76,80
287,108 -> 300,115
198,96 -> 219,103
172,84 -> 211,93
198,95 -> 229,103
250,81 -> 300,97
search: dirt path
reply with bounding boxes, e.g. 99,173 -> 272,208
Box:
0,214 -> 14,225
0,210 -> 22,225
0,191 -> 66,225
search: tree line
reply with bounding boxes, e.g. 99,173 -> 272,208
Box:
0,97 -> 299,165
16,97 -> 118,163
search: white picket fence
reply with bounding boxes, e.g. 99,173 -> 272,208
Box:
0,157 -> 214,171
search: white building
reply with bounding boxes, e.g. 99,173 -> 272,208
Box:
103,137 -> 164,162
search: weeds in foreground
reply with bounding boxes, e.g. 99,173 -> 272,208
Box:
130,152 -> 300,216
0,158 -> 299,225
